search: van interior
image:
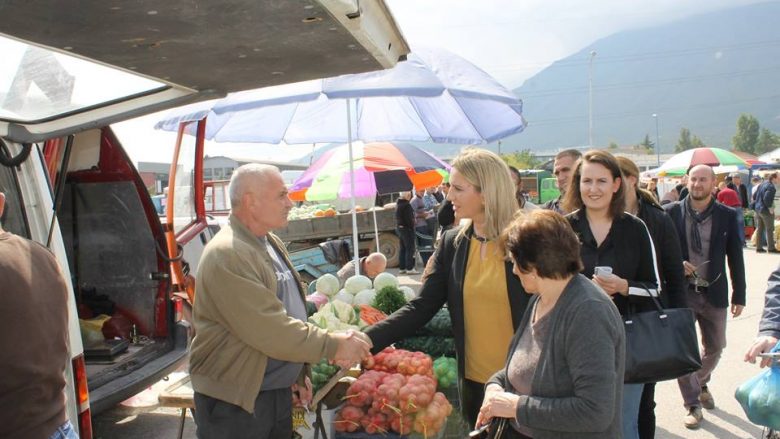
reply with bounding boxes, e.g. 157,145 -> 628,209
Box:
52,128 -> 183,403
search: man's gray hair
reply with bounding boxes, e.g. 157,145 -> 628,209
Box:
229,163 -> 280,206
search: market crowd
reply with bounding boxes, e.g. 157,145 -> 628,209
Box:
119,147 -> 778,439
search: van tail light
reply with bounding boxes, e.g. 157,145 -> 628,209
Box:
72,354 -> 93,439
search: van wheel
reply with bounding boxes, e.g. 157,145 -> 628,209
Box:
378,233 -> 400,268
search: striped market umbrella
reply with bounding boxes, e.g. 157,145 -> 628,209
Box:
656,147 -> 749,176
290,142 -> 449,201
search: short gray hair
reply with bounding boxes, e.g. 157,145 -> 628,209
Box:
229,163 -> 280,206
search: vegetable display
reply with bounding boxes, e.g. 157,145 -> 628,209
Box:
335,348 -> 453,437
308,301 -> 360,331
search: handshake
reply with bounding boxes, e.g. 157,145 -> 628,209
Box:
331,330 -> 373,369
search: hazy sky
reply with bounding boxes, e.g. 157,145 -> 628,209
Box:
118,0 -> 767,165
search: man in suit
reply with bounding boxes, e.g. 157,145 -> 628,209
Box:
664,164 -> 746,429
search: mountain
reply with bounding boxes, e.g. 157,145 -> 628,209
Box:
500,1 -> 780,154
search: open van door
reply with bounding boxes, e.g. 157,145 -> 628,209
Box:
0,3 -> 408,437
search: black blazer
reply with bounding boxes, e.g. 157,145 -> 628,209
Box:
365,226 -> 530,382
664,200 -> 746,308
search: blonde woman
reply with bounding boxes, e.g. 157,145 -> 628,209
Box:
365,148 -> 529,426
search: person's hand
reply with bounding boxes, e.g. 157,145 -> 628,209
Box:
292,376 -> 313,408
731,304 -> 745,318
592,274 -> 629,297
744,335 -> 779,367
331,330 -> 372,369
683,261 -> 696,277
475,384 -> 504,427
477,391 -> 520,427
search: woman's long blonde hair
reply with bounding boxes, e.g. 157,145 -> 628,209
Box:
452,148 -> 519,241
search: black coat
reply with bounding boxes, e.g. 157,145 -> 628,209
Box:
395,198 -> 414,229
637,197 -> 688,308
365,226 -> 530,385
566,209 -> 659,316
664,200 -> 746,308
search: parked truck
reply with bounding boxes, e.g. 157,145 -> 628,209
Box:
517,170 -> 559,204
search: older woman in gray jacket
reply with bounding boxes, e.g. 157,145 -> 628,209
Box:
477,210 -> 625,438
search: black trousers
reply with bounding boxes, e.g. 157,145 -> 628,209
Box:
397,227 -> 416,270
638,382 -> 656,439
462,378 -> 487,429
193,388 -> 292,439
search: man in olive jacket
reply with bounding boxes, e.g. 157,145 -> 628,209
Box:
189,164 -> 371,439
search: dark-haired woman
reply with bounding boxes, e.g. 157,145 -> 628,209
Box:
478,210 -> 624,438
617,156 -> 687,438
562,150 -> 659,439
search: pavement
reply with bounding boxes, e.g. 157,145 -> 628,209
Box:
93,249 -> 780,438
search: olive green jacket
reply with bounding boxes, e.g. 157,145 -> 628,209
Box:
189,214 -> 338,413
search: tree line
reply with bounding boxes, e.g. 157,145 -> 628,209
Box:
675,113 -> 780,154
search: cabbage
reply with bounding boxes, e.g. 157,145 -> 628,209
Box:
309,300 -> 360,329
373,272 -> 399,291
400,286 -> 416,301
316,273 -> 340,297
329,295 -> 357,320
334,290 -> 354,305
353,289 -> 376,306
344,275 -> 373,295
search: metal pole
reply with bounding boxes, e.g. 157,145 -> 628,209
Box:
653,114 -> 660,167
346,98 -> 360,275
588,50 -> 596,148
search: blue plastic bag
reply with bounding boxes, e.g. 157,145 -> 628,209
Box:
735,342 -> 780,430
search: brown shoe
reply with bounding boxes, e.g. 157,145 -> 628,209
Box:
684,406 -> 703,429
700,385 -> 715,410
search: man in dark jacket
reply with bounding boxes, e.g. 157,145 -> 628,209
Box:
0,191 -> 78,439
754,172 -> 778,253
542,149 -> 581,214
395,191 -> 417,274
664,165 -> 746,429
744,263 -> 780,368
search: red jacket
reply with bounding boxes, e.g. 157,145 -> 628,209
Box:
717,187 -> 741,208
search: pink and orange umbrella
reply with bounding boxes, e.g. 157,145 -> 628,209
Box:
289,142 -> 449,201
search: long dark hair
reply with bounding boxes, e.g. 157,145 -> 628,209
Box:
561,150 -> 626,218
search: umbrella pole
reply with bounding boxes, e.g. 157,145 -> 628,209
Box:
346,98 -> 360,276
373,205 -> 380,252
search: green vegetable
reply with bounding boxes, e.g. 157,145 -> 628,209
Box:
316,273 -> 340,297
311,358 -> 341,393
423,309 -> 453,337
372,285 -> 407,315
433,356 -> 458,389
372,272 -> 399,291
395,336 -> 455,358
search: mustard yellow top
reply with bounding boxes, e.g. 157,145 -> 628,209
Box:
463,238 -> 515,383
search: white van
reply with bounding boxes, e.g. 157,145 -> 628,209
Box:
0,3 -> 407,437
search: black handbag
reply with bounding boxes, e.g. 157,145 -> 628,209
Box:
469,417 -> 508,439
623,290 -> 702,384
